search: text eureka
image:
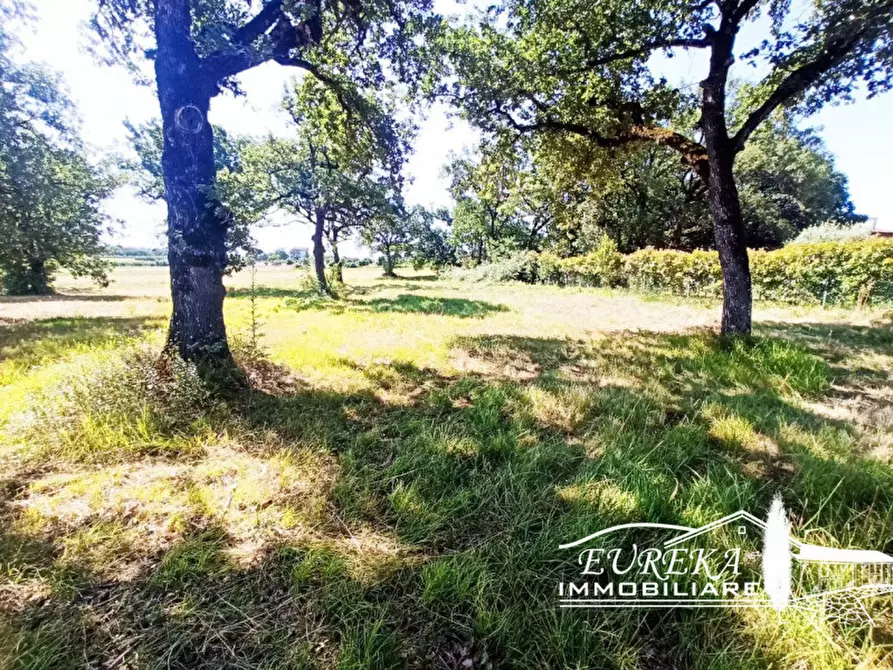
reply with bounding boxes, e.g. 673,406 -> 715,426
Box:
558,544 -> 760,599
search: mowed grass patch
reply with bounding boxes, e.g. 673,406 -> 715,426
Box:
0,267 -> 892,668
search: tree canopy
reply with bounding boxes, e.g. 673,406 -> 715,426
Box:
441,0 -> 893,334
0,4 -> 114,295
221,76 -> 410,292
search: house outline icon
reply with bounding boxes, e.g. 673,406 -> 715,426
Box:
558,506 -> 893,619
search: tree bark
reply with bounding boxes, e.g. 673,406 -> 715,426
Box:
156,0 -> 231,362
27,259 -> 50,294
312,209 -> 330,294
382,244 -> 396,277
329,235 -> 343,283
706,154 -> 752,335
700,27 -> 752,336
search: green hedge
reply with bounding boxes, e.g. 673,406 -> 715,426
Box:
456,238 -> 893,306
624,248 -> 722,297
750,241 -> 893,304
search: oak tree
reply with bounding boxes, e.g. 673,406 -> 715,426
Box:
91,0 -> 435,361
221,77 -> 408,293
445,0 -> 893,334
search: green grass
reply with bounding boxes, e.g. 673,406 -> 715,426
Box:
0,266 -> 892,668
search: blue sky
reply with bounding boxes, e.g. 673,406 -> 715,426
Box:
18,0 -> 893,253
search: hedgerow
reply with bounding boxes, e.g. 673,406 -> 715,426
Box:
450,238 -> 893,306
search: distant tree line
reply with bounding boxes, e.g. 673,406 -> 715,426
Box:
442,105 -> 865,265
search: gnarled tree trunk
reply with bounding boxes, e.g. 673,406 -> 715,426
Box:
156,0 -> 230,362
701,29 -> 752,336
706,155 -> 752,335
329,235 -> 343,283
312,208 -> 330,294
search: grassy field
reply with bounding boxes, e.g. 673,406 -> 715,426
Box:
1,265 -> 892,668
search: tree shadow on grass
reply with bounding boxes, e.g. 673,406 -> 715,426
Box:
3,325 -> 893,668
0,294 -> 135,303
758,321 -> 893,362
272,293 -> 509,318
393,274 -> 439,282
228,286 -> 507,318
347,282 -> 439,296
226,286 -> 315,299
358,295 -> 507,317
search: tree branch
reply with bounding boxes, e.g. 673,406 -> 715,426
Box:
729,25 -> 868,153
201,0 -> 323,84
491,105 -> 710,179
276,55 -> 357,120
554,38 -> 709,77
232,0 -> 284,46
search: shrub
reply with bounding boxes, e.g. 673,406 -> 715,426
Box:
789,220 -> 875,245
445,238 -> 893,305
601,238 -> 891,305
540,235 -> 625,287
7,344 -> 222,462
446,250 -> 539,283
624,248 -> 722,297
751,238 -> 893,304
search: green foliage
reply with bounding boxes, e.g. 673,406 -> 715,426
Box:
221,77 -> 410,266
625,248 -> 723,297
623,240 -> 893,305
446,249 -> 539,283
461,239 -> 893,306
409,207 -> 455,270
7,343 -> 221,462
442,0 -> 892,178
446,139 -> 560,263
538,235 -> 625,288
0,12 -> 114,294
361,206 -> 415,276
625,240 -> 893,305
750,239 -> 893,305
789,220 -> 876,245
92,0 -> 440,96
735,120 -> 866,247
556,117 -> 865,253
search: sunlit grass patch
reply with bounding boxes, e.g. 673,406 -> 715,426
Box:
4,343 -> 219,464
521,378 -> 596,433
13,444 -> 341,580
556,479 -> 640,521
1,269 -> 892,667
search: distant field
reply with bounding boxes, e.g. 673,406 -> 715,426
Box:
1,265 -> 892,668
1,263 -> 886,329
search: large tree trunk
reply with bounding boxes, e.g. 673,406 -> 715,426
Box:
382,245 -> 397,277
706,155 -> 752,335
312,209 -> 330,294
156,0 -> 231,362
701,30 -> 752,336
26,259 -> 50,295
